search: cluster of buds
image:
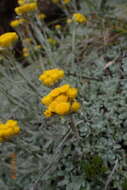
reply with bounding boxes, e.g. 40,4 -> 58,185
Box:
0,120 -> 20,142
41,84 -> 80,117
39,68 -> 64,86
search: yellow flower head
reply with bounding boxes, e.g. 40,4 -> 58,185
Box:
48,100 -> 58,112
10,18 -> 27,27
73,13 -> 87,23
71,101 -> 80,112
59,84 -> 70,93
54,95 -> 68,102
41,95 -> 53,106
37,13 -> 46,20
0,32 -> 18,48
22,47 -> 29,57
55,24 -> 61,30
39,68 -> 64,86
49,88 -> 61,97
47,38 -> 57,46
5,120 -> 18,127
43,109 -> 53,118
0,120 -> 20,142
15,2 -> 37,15
55,102 -> 70,115
67,87 -> 78,99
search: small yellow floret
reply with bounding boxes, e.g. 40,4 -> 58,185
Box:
5,120 -> 18,127
13,126 -> 20,134
48,101 -> 58,112
55,102 -> 70,115
43,109 -> 53,118
15,3 -> 37,15
55,24 -> 61,30
73,13 -> 87,23
47,38 -> 57,46
59,84 -> 70,93
39,68 -> 64,86
43,78 -> 54,86
54,95 -> 68,102
41,95 -> 52,106
18,0 -> 25,5
49,88 -> 61,97
71,101 -> 80,112
10,19 -> 27,27
37,13 -> 46,20
0,32 -> 18,48
67,88 -> 78,99
22,47 -> 29,57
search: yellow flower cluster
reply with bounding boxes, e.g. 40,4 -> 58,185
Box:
10,19 -> 27,28
39,68 -> 64,86
0,120 -> 20,142
72,13 -> 87,23
0,32 -> 18,48
41,84 -> 80,117
15,2 -> 37,15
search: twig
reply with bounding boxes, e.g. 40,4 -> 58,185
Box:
69,115 -> 80,140
104,159 -> 118,190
